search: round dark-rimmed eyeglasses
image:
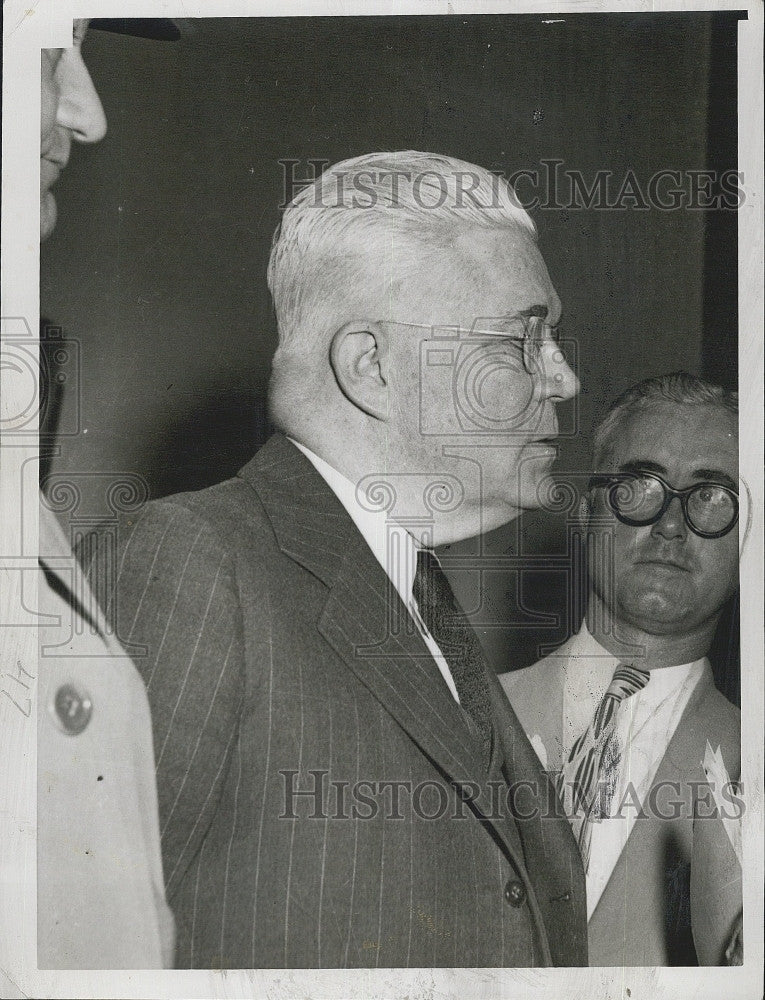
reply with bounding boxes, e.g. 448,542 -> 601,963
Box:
588,471 -> 739,539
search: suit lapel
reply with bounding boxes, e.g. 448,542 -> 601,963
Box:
318,543 -> 485,777
490,667 -> 589,962
505,649 -> 570,771
240,435 -> 533,863
239,434 -> 350,587
530,655 -> 568,772
647,665 -> 715,788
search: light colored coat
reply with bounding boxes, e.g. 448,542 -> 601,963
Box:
501,635 -> 741,966
37,502 -> 174,968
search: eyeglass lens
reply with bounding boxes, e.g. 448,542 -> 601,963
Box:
610,475 -> 736,534
520,315 -> 556,372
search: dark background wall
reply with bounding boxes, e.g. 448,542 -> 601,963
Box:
40,12 -> 740,692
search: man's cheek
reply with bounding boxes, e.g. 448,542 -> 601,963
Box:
611,525 -> 641,564
717,538 -> 740,584
702,546 -> 739,600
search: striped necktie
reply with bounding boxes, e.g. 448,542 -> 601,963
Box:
556,663 -> 650,871
412,548 -> 494,771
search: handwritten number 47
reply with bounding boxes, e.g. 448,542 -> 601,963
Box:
1,661 -> 36,717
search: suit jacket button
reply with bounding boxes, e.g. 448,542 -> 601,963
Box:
53,684 -> 92,735
504,879 -> 526,907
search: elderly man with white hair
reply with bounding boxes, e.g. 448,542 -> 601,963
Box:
86,151 -> 586,968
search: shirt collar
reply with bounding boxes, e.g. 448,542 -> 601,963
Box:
563,622 -> 620,727
562,620 -> 708,751
569,620 -> 708,702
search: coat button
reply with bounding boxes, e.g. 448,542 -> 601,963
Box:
53,684 -> 93,735
504,879 -> 526,907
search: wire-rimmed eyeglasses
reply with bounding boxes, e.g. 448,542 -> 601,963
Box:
386,313 -> 561,376
588,471 -> 739,539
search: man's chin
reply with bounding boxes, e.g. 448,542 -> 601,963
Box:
513,479 -> 554,514
473,496 -> 526,537
618,589 -> 696,631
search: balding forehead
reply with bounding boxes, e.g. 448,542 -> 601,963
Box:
453,219 -> 538,262
610,401 -> 738,473
311,218 -> 559,331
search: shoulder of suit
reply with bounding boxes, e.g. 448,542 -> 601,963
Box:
660,672 -> 741,785
499,648 -> 570,744
500,637 -> 575,699
693,672 -> 740,727
146,473 -> 256,519
691,676 -> 741,773
121,473 -> 272,552
74,475 -> 276,609
702,680 -> 740,719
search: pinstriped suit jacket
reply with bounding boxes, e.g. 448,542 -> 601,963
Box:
85,434 -> 587,969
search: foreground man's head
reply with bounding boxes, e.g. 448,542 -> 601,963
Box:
40,19 -> 107,240
267,151 -> 580,545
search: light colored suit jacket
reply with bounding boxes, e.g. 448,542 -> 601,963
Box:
37,502 -> 174,968
501,634 -> 741,966
84,433 -> 589,969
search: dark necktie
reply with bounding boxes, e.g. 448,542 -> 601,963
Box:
412,548 -> 494,770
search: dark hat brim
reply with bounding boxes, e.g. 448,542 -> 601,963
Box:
89,18 -> 180,41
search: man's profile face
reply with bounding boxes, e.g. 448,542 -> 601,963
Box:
385,222 -> 579,534
588,400 -> 739,637
40,19 -> 106,240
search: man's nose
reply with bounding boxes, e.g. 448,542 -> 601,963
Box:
650,496 -> 688,541
537,343 -> 580,402
55,49 -> 107,144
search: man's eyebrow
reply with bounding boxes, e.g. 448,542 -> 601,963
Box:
615,460 -> 738,492
616,459 -> 667,476
692,468 -> 738,491
521,304 -> 563,326
487,305 -> 560,330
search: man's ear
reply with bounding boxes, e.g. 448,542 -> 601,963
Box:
329,321 -> 389,421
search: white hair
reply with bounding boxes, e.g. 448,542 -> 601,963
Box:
267,150 -> 536,353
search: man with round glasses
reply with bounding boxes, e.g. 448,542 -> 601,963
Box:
589,469 -> 738,539
501,371 -> 742,967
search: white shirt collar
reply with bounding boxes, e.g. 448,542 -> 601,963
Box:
573,619 -> 708,673
565,619 -> 708,721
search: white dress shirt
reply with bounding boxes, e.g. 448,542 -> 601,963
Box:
560,624 -> 705,919
289,439 -> 461,703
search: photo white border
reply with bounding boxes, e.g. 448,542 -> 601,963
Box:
2,1 -> 762,997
